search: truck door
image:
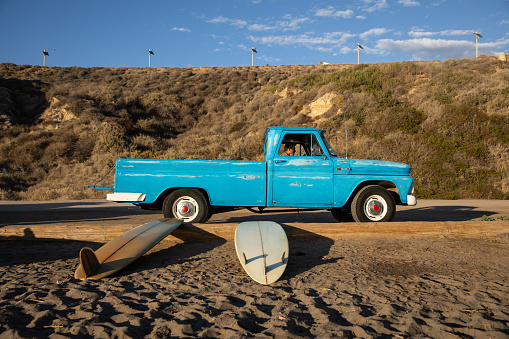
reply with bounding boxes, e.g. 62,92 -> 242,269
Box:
271,133 -> 333,206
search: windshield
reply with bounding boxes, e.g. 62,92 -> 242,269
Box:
321,132 -> 337,157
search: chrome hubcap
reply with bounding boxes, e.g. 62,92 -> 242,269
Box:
364,195 -> 387,221
173,196 -> 198,221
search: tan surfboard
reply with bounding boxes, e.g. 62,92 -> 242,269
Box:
74,218 -> 182,280
234,221 -> 289,285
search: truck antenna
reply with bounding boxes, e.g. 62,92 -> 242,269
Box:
344,112 -> 348,159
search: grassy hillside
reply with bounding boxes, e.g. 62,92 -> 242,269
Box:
0,57 -> 508,201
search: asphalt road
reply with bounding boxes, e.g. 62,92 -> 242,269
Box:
1,199 -> 507,228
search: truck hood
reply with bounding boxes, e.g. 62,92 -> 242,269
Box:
337,158 -> 411,176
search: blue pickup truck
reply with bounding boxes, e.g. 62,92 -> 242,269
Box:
105,126 -> 416,223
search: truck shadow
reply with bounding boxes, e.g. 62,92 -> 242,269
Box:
208,209 -> 337,224
394,205 -> 498,222
0,201 -> 161,228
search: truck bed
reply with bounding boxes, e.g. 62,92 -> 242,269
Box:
113,159 -> 267,206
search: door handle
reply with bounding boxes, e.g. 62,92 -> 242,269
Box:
275,160 -> 288,164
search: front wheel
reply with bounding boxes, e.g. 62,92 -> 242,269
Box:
351,185 -> 395,222
162,189 -> 210,223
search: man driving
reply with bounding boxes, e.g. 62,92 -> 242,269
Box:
283,143 -> 295,156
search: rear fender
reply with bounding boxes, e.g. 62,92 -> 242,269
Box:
153,187 -> 211,209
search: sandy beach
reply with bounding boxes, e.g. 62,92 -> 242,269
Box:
1,201 -> 508,338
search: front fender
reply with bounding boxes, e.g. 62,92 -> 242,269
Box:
333,175 -> 414,207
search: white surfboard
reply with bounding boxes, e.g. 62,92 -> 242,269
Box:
74,218 -> 182,280
234,221 -> 289,285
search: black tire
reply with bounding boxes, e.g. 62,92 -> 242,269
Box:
162,189 -> 210,223
331,207 -> 355,222
351,185 -> 395,222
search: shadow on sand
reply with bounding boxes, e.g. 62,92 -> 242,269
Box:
394,205 -> 498,222
0,222 -> 227,280
125,222 -> 228,274
279,223 -> 337,281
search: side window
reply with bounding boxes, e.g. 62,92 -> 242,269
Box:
278,133 -> 324,156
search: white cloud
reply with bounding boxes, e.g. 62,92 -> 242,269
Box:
210,15 -> 308,32
409,29 -> 437,38
249,23 -> 276,31
375,38 -> 473,59
249,34 -> 331,46
361,0 -> 389,13
339,46 -> 353,54
281,17 -> 310,31
315,6 -> 354,18
374,37 -> 509,59
231,19 -> 248,28
440,30 -> 472,36
315,7 -> 336,17
360,28 -> 391,40
409,29 -> 473,38
336,9 -> 355,18
237,44 -> 248,51
398,0 -> 420,6
483,37 -> 509,50
330,32 -> 356,44
250,33 -> 340,48
248,31 -> 357,53
356,15 -> 367,19
208,16 -> 229,24
376,36 -> 509,60
247,17 -> 309,32
207,16 -> 247,28
172,27 -> 191,33
501,20 -> 509,24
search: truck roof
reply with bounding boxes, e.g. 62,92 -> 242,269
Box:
266,126 -> 325,133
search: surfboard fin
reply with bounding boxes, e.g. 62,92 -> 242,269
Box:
281,251 -> 286,263
79,247 -> 100,278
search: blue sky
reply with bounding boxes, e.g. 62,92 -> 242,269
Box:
1,0 -> 508,68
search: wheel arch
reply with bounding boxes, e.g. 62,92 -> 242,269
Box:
345,180 -> 402,206
140,187 -> 212,210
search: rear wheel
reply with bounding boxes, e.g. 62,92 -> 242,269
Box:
163,189 -> 210,223
351,185 -> 395,222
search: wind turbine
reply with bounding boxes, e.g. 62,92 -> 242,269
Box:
43,49 -> 55,66
251,47 -> 257,66
473,32 -> 482,58
357,43 -> 363,64
148,49 -> 154,67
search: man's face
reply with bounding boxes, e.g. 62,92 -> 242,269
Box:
285,145 -> 295,156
